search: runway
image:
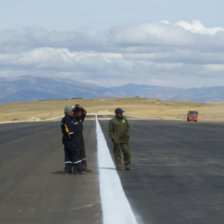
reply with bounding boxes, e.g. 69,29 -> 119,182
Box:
1,119 -> 224,224
0,121 -> 101,224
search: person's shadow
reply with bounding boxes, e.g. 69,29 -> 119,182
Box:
51,170 -> 66,175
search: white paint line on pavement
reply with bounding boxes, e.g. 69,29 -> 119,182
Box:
96,116 -> 138,224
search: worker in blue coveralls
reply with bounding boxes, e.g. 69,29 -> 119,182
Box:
72,104 -> 91,173
61,106 -> 85,175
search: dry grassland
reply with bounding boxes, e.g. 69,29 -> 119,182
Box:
0,97 -> 223,123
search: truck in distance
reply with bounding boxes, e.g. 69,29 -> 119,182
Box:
187,111 -> 198,122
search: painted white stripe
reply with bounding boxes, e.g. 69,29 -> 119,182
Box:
96,116 -> 138,224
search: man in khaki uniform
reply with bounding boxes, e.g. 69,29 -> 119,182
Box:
108,108 -> 131,171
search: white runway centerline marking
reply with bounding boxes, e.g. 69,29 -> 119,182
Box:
96,116 -> 138,224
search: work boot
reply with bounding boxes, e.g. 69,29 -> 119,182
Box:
72,166 -> 78,174
125,167 -> 132,171
83,165 -> 92,173
64,168 -> 72,175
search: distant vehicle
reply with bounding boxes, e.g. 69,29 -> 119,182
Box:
187,111 -> 198,122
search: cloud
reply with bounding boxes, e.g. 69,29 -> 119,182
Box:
174,21 -> 224,36
0,21 -> 224,87
203,64 -> 224,72
0,28 -> 108,53
108,23 -> 195,47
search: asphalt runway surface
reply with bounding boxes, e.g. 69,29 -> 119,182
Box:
0,121 -> 101,224
1,119 -> 224,224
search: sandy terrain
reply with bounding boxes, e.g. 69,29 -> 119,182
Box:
0,97 -> 223,123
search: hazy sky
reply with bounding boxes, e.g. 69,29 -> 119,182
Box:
0,0 -> 224,88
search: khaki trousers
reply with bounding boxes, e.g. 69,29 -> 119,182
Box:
113,142 -> 131,169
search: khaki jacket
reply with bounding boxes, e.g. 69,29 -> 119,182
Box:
108,116 -> 130,143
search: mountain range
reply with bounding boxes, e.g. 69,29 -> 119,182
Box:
0,76 -> 224,103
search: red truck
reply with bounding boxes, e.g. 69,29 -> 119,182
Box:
187,111 -> 198,122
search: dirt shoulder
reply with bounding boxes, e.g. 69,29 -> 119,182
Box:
0,98 -> 223,124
